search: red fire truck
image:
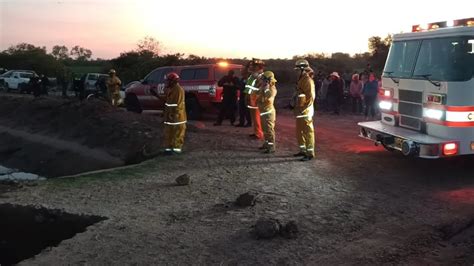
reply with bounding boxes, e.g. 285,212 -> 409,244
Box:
359,18 -> 474,158
124,62 -> 243,119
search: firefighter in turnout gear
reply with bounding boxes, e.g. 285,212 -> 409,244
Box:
293,59 -> 316,161
153,72 -> 187,155
257,71 -> 277,153
244,59 -> 265,140
106,69 -> 122,106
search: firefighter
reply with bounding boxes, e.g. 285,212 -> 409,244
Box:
257,71 -> 277,154
106,69 -> 122,106
154,73 -> 187,155
244,58 -> 264,139
293,59 -> 316,161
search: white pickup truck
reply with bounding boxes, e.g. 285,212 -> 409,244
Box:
0,70 -> 36,91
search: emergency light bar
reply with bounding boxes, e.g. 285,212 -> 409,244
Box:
412,17 -> 474,32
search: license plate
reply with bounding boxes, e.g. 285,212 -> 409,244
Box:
394,137 -> 404,149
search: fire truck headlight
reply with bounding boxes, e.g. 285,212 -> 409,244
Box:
379,101 -> 393,110
423,108 -> 444,120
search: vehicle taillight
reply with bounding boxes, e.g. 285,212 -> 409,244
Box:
443,143 -> 458,156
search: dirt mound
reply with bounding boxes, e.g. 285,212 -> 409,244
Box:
0,95 -> 164,176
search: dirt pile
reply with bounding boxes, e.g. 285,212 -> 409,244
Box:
0,95 -> 165,176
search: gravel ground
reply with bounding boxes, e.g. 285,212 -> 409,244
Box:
1,108 -> 473,265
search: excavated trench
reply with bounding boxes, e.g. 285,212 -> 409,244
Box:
0,203 -> 106,265
0,95 -> 164,178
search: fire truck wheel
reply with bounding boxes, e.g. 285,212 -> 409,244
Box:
125,94 -> 142,114
186,97 -> 201,120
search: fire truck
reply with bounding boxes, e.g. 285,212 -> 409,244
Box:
358,18 -> 474,158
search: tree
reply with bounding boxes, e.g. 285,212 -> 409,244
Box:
51,45 -> 69,60
368,35 -> 392,72
5,43 -> 46,55
70,45 -> 92,61
136,36 -> 161,57
0,43 -> 65,77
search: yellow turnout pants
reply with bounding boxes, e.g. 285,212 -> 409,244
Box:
296,117 -> 315,156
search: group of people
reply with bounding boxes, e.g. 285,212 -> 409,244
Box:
315,65 -> 381,120
157,58 -> 316,161
28,74 -> 49,97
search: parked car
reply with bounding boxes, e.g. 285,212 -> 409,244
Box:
0,70 -> 36,92
124,63 -> 243,119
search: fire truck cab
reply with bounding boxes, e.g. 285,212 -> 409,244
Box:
359,18 -> 474,158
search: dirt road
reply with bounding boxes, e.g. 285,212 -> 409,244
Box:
1,109 -> 473,265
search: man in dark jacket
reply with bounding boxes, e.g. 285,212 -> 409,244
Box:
236,66 -> 252,127
327,72 -> 344,115
214,70 -> 239,126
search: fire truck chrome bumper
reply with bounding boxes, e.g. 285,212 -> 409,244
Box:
358,121 -> 456,158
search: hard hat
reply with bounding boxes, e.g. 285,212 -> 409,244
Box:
109,69 -> 116,74
250,58 -> 265,66
166,72 -> 180,82
262,71 -> 277,83
294,59 -> 309,69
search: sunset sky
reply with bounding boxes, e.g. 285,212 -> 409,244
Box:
0,0 -> 473,59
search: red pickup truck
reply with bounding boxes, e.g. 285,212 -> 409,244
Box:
124,63 -> 243,119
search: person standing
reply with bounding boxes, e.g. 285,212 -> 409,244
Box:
152,73 -> 187,155
257,71 -> 277,154
30,74 -> 41,98
106,69 -> 122,106
244,59 -> 264,140
40,74 -> 49,95
215,70 -> 239,126
362,72 -> 379,120
349,73 -> 363,114
327,72 -> 343,115
235,66 -> 252,127
293,59 -> 316,161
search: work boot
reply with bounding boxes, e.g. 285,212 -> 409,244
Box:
264,149 -> 275,154
164,150 -> 173,156
258,145 -> 267,150
293,152 -> 306,157
300,155 -> 314,161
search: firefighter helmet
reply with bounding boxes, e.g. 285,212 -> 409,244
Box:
108,69 -> 116,74
166,72 -> 180,82
294,59 -> 309,69
250,58 -> 265,66
262,71 -> 277,83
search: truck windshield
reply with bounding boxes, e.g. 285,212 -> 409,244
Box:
384,37 -> 474,82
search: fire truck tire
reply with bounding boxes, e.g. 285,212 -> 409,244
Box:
186,97 -> 201,120
125,94 -> 142,114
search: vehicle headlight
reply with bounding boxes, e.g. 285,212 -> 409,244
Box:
423,108 -> 444,120
379,101 -> 393,110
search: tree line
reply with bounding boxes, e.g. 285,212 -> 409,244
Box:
0,35 -> 392,84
